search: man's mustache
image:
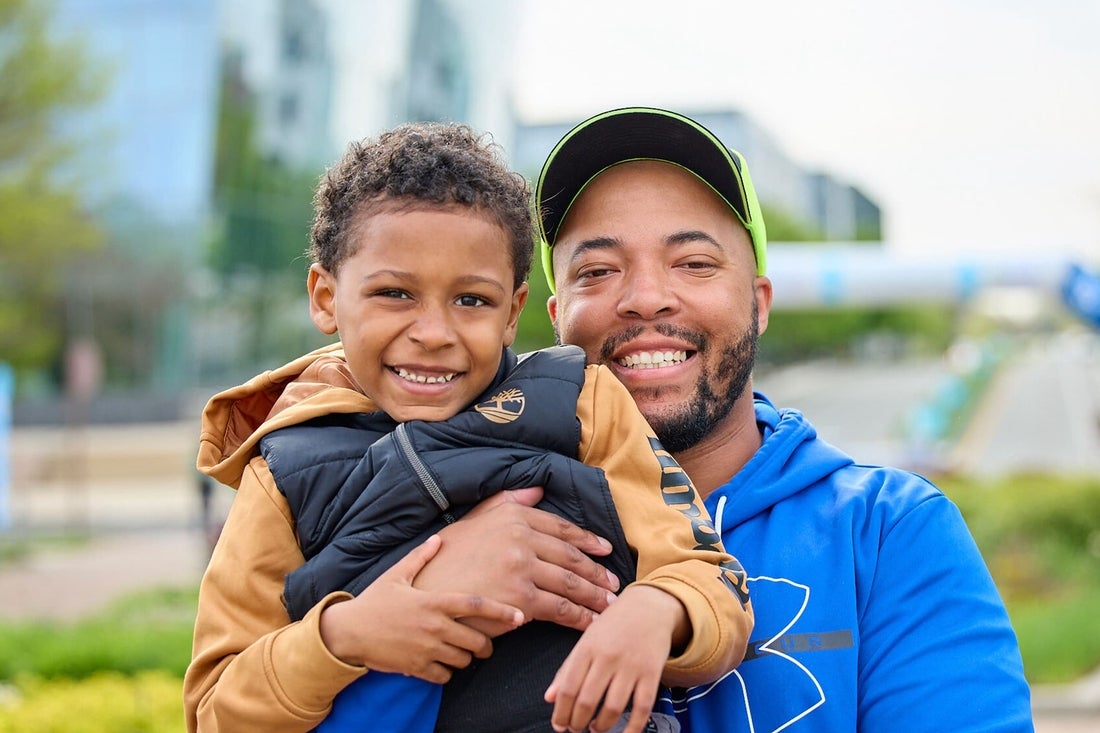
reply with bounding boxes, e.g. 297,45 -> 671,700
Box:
598,324 -> 709,363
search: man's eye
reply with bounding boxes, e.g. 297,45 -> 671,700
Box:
680,260 -> 717,273
578,266 -> 614,279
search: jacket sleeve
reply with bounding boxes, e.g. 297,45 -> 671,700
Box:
576,365 -> 753,687
183,456 -> 365,733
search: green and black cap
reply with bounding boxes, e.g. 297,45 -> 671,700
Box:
536,106 -> 767,292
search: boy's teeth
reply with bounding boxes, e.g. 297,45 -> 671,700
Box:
617,350 -> 687,369
396,368 -> 456,384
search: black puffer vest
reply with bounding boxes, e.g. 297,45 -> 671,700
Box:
262,345 -> 638,732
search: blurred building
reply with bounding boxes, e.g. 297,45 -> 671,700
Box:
24,0 -> 222,423
53,0 -> 219,248
511,110 -> 883,243
220,0 -> 519,167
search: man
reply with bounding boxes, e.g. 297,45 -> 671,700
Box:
326,107 -> 1034,732
529,106 -> 1033,731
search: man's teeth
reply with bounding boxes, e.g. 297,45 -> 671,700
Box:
617,350 -> 687,369
396,368 -> 456,384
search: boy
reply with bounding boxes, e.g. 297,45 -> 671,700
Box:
184,122 -> 752,733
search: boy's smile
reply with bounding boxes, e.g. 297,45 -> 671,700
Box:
308,205 -> 527,423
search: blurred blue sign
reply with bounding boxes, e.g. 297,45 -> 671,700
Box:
0,363 -> 11,531
1061,263 -> 1100,331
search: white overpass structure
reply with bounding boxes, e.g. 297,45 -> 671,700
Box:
767,243 -> 1083,311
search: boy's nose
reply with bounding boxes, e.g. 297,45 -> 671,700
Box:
406,306 -> 458,349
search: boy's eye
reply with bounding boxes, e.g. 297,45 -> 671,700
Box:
456,294 -> 489,307
377,289 -> 411,299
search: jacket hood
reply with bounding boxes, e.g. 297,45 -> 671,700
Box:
706,393 -> 855,530
196,343 -> 377,488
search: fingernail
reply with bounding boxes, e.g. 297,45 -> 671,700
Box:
605,569 -> 620,590
605,591 -> 617,605
598,537 -> 613,552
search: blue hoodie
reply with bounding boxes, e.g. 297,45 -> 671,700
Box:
657,394 -> 1033,732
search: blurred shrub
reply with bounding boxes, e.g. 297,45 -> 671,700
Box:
760,304 -> 956,365
938,472 -> 1100,683
0,671 -> 183,733
0,588 -> 195,681
941,473 -> 1100,591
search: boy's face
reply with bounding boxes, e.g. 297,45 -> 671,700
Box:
308,206 -> 528,423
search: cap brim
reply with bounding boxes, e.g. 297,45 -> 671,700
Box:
536,107 -> 752,246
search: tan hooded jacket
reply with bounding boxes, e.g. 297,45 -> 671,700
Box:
184,343 -> 752,733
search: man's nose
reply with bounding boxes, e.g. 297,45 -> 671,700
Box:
616,266 -> 678,319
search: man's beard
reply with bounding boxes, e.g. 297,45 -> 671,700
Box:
562,302 -> 759,454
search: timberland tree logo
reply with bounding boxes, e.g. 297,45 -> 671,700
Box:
475,387 -> 525,424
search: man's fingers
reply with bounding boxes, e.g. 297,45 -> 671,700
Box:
464,486 -> 545,519
523,586 -> 601,632
527,530 -> 620,596
523,505 -> 614,559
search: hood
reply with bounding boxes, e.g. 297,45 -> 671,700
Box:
196,343 -> 377,488
706,392 -> 855,529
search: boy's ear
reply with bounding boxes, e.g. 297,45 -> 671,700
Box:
502,282 -> 529,347
307,264 -> 339,335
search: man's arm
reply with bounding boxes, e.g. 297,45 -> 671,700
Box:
858,492 -> 1032,731
413,487 -> 620,635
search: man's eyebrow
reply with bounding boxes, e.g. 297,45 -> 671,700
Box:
667,230 -> 722,248
566,236 -> 620,265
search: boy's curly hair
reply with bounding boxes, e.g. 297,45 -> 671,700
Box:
309,122 -> 533,288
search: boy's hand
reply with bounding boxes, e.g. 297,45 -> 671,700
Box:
415,487 -> 621,634
319,534 -> 523,684
544,585 -> 683,733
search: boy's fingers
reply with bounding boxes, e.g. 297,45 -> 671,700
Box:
448,592 -> 525,630
387,533 -> 442,582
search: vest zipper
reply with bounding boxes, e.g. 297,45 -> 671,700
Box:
394,422 -> 456,523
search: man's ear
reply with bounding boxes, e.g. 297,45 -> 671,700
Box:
502,282 -> 529,347
307,263 -> 339,335
754,275 -> 773,335
547,293 -> 558,325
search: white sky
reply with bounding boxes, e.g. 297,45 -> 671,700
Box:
509,0 -> 1100,263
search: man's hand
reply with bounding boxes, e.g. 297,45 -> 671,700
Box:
414,487 -> 621,636
319,534 -> 524,684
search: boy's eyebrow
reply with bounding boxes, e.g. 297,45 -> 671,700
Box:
453,274 -> 508,292
363,270 -> 507,292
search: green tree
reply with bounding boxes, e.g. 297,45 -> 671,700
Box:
201,48 -> 327,372
0,0 -> 108,385
208,49 -> 318,280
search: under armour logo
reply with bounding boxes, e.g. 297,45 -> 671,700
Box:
474,387 -> 525,424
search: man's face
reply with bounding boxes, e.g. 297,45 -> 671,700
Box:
548,161 -> 770,452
